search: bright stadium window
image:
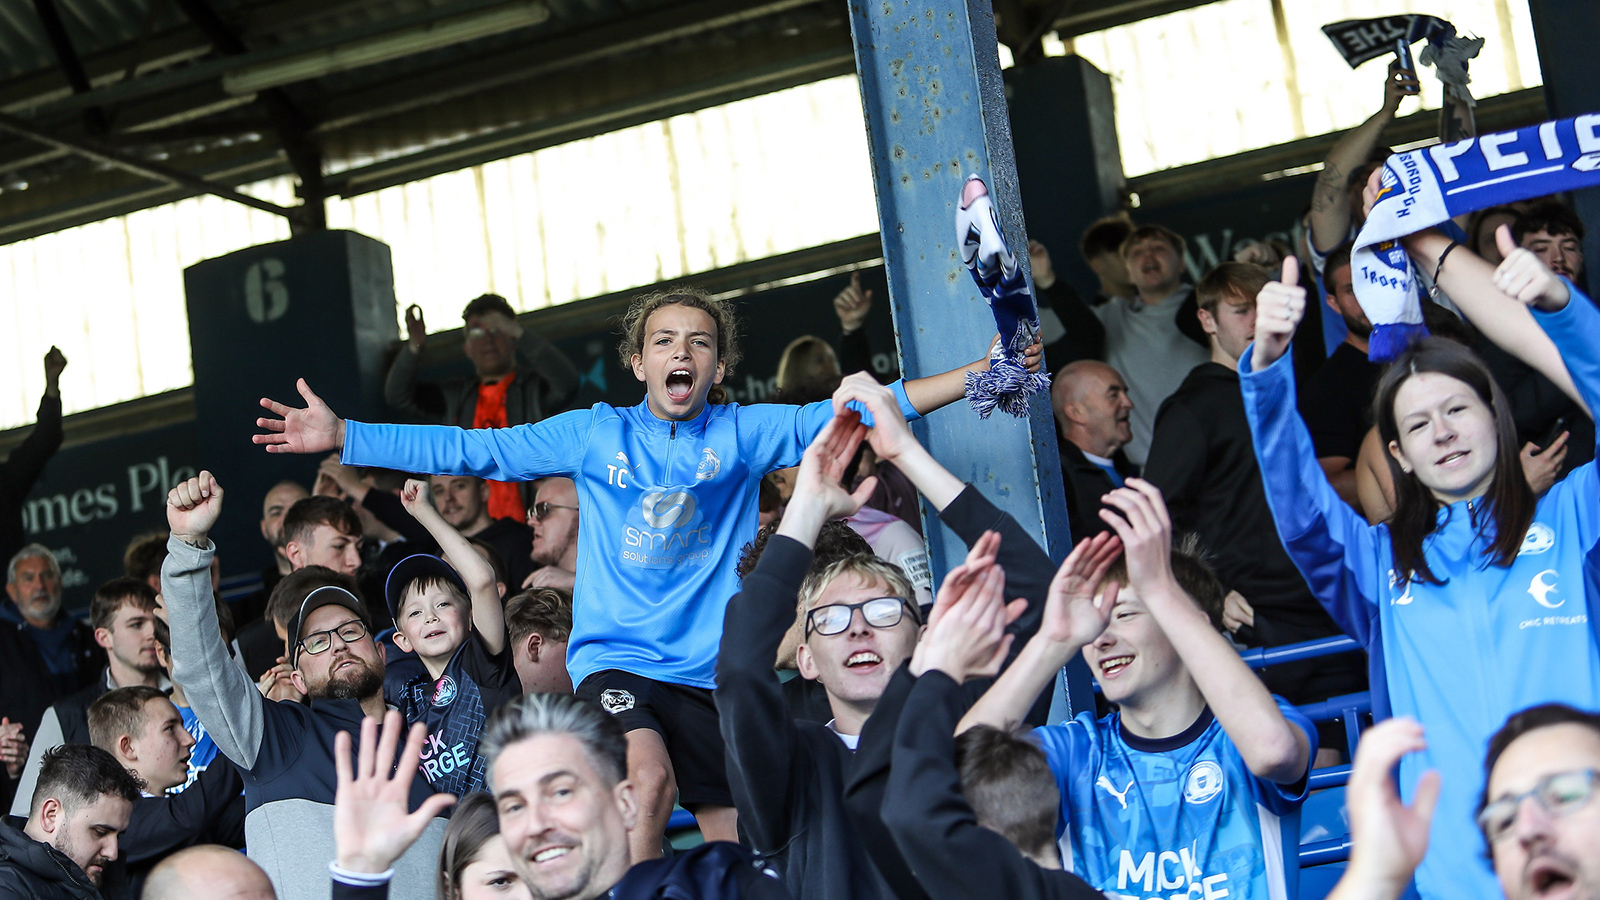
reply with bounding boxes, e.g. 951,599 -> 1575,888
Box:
1067,0 -> 1544,177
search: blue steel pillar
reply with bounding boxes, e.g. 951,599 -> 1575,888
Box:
847,0 -> 1090,717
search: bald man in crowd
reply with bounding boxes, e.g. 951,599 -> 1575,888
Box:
143,844 -> 276,900
1050,360 -> 1135,541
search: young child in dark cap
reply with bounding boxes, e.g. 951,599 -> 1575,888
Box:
389,478 -> 520,797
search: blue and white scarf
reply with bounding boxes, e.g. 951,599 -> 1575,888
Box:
956,175 -> 1048,418
1355,114 -> 1600,360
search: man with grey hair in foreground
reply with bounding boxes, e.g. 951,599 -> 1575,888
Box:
327,696 -> 792,900
142,845 -> 277,900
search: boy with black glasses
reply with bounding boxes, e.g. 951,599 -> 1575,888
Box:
716,374 -> 1055,900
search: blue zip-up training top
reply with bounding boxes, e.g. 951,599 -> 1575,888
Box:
1239,283 -> 1600,900
343,385 -> 920,690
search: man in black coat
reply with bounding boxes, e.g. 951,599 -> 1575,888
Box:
0,744 -> 141,900
2,546 -> 102,699
385,294 -> 581,522
1050,360 -> 1136,543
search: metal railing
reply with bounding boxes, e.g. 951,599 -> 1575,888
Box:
1241,634 -> 1368,867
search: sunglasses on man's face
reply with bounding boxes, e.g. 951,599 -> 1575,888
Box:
805,597 -> 918,637
528,501 -> 579,521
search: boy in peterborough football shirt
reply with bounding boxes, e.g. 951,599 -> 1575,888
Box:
959,480 -> 1316,900
388,478 -> 521,797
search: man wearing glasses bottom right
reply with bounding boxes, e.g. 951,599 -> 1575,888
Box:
1330,705 -> 1600,900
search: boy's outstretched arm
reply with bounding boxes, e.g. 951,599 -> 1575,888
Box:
956,532 -> 1121,734
900,335 -> 1042,415
1100,480 -> 1311,784
399,478 -> 504,655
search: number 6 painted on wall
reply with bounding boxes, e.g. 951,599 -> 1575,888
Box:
245,258 -> 288,323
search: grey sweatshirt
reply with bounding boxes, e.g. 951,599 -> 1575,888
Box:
162,536 -> 447,900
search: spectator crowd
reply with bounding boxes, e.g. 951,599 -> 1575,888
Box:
0,52 -> 1598,900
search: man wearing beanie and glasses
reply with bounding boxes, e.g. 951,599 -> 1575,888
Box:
160,470 -> 447,900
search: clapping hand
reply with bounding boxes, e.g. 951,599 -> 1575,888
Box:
1098,480 -> 1177,597
258,657 -> 306,703
1339,718 -> 1440,899
0,718 -> 28,780
832,373 -> 919,465
785,411 -> 879,529
334,711 -> 456,874
911,555 -> 1022,683
1040,531 -> 1122,649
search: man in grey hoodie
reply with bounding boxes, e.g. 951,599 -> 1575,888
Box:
161,470 -> 447,900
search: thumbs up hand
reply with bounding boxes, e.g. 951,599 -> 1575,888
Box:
1492,224 -> 1570,312
1251,256 -> 1306,371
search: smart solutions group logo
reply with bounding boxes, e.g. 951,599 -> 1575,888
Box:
620,486 -> 714,569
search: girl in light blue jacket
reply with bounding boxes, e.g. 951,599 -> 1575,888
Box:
1240,229 -> 1600,900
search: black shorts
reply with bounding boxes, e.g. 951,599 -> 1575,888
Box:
576,669 -> 733,808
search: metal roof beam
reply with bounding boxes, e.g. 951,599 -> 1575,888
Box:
0,109 -> 307,222
1049,0 -> 1219,37
308,0 -> 830,133
171,0 -> 326,231
323,43 -> 853,197
21,0 -> 544,118
28,0 -> 108,134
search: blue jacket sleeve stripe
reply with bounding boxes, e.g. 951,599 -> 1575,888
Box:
1239,345 -> 1383,646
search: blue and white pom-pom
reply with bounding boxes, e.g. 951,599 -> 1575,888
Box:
955,174 -> 1049,419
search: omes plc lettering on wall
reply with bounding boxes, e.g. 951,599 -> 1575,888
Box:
24,455 -> 196,535
22,450 -> 198,599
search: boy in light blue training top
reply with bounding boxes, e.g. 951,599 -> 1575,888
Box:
253,275 -> 1035,860
960,480 -> 1316,900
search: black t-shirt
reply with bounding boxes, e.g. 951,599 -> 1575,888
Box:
397,630 -> 521,797
1301,342 -> 1381,461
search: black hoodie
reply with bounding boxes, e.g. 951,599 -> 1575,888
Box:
716,486 -> 1054,900
0,819 -> 102,900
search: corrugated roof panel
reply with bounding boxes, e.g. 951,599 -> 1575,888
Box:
0,0 -> 191,80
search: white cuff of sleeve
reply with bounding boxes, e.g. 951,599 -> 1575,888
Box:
329,863 -> 394,887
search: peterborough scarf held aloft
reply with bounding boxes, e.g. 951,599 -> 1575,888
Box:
1354,114 -> 1600,361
